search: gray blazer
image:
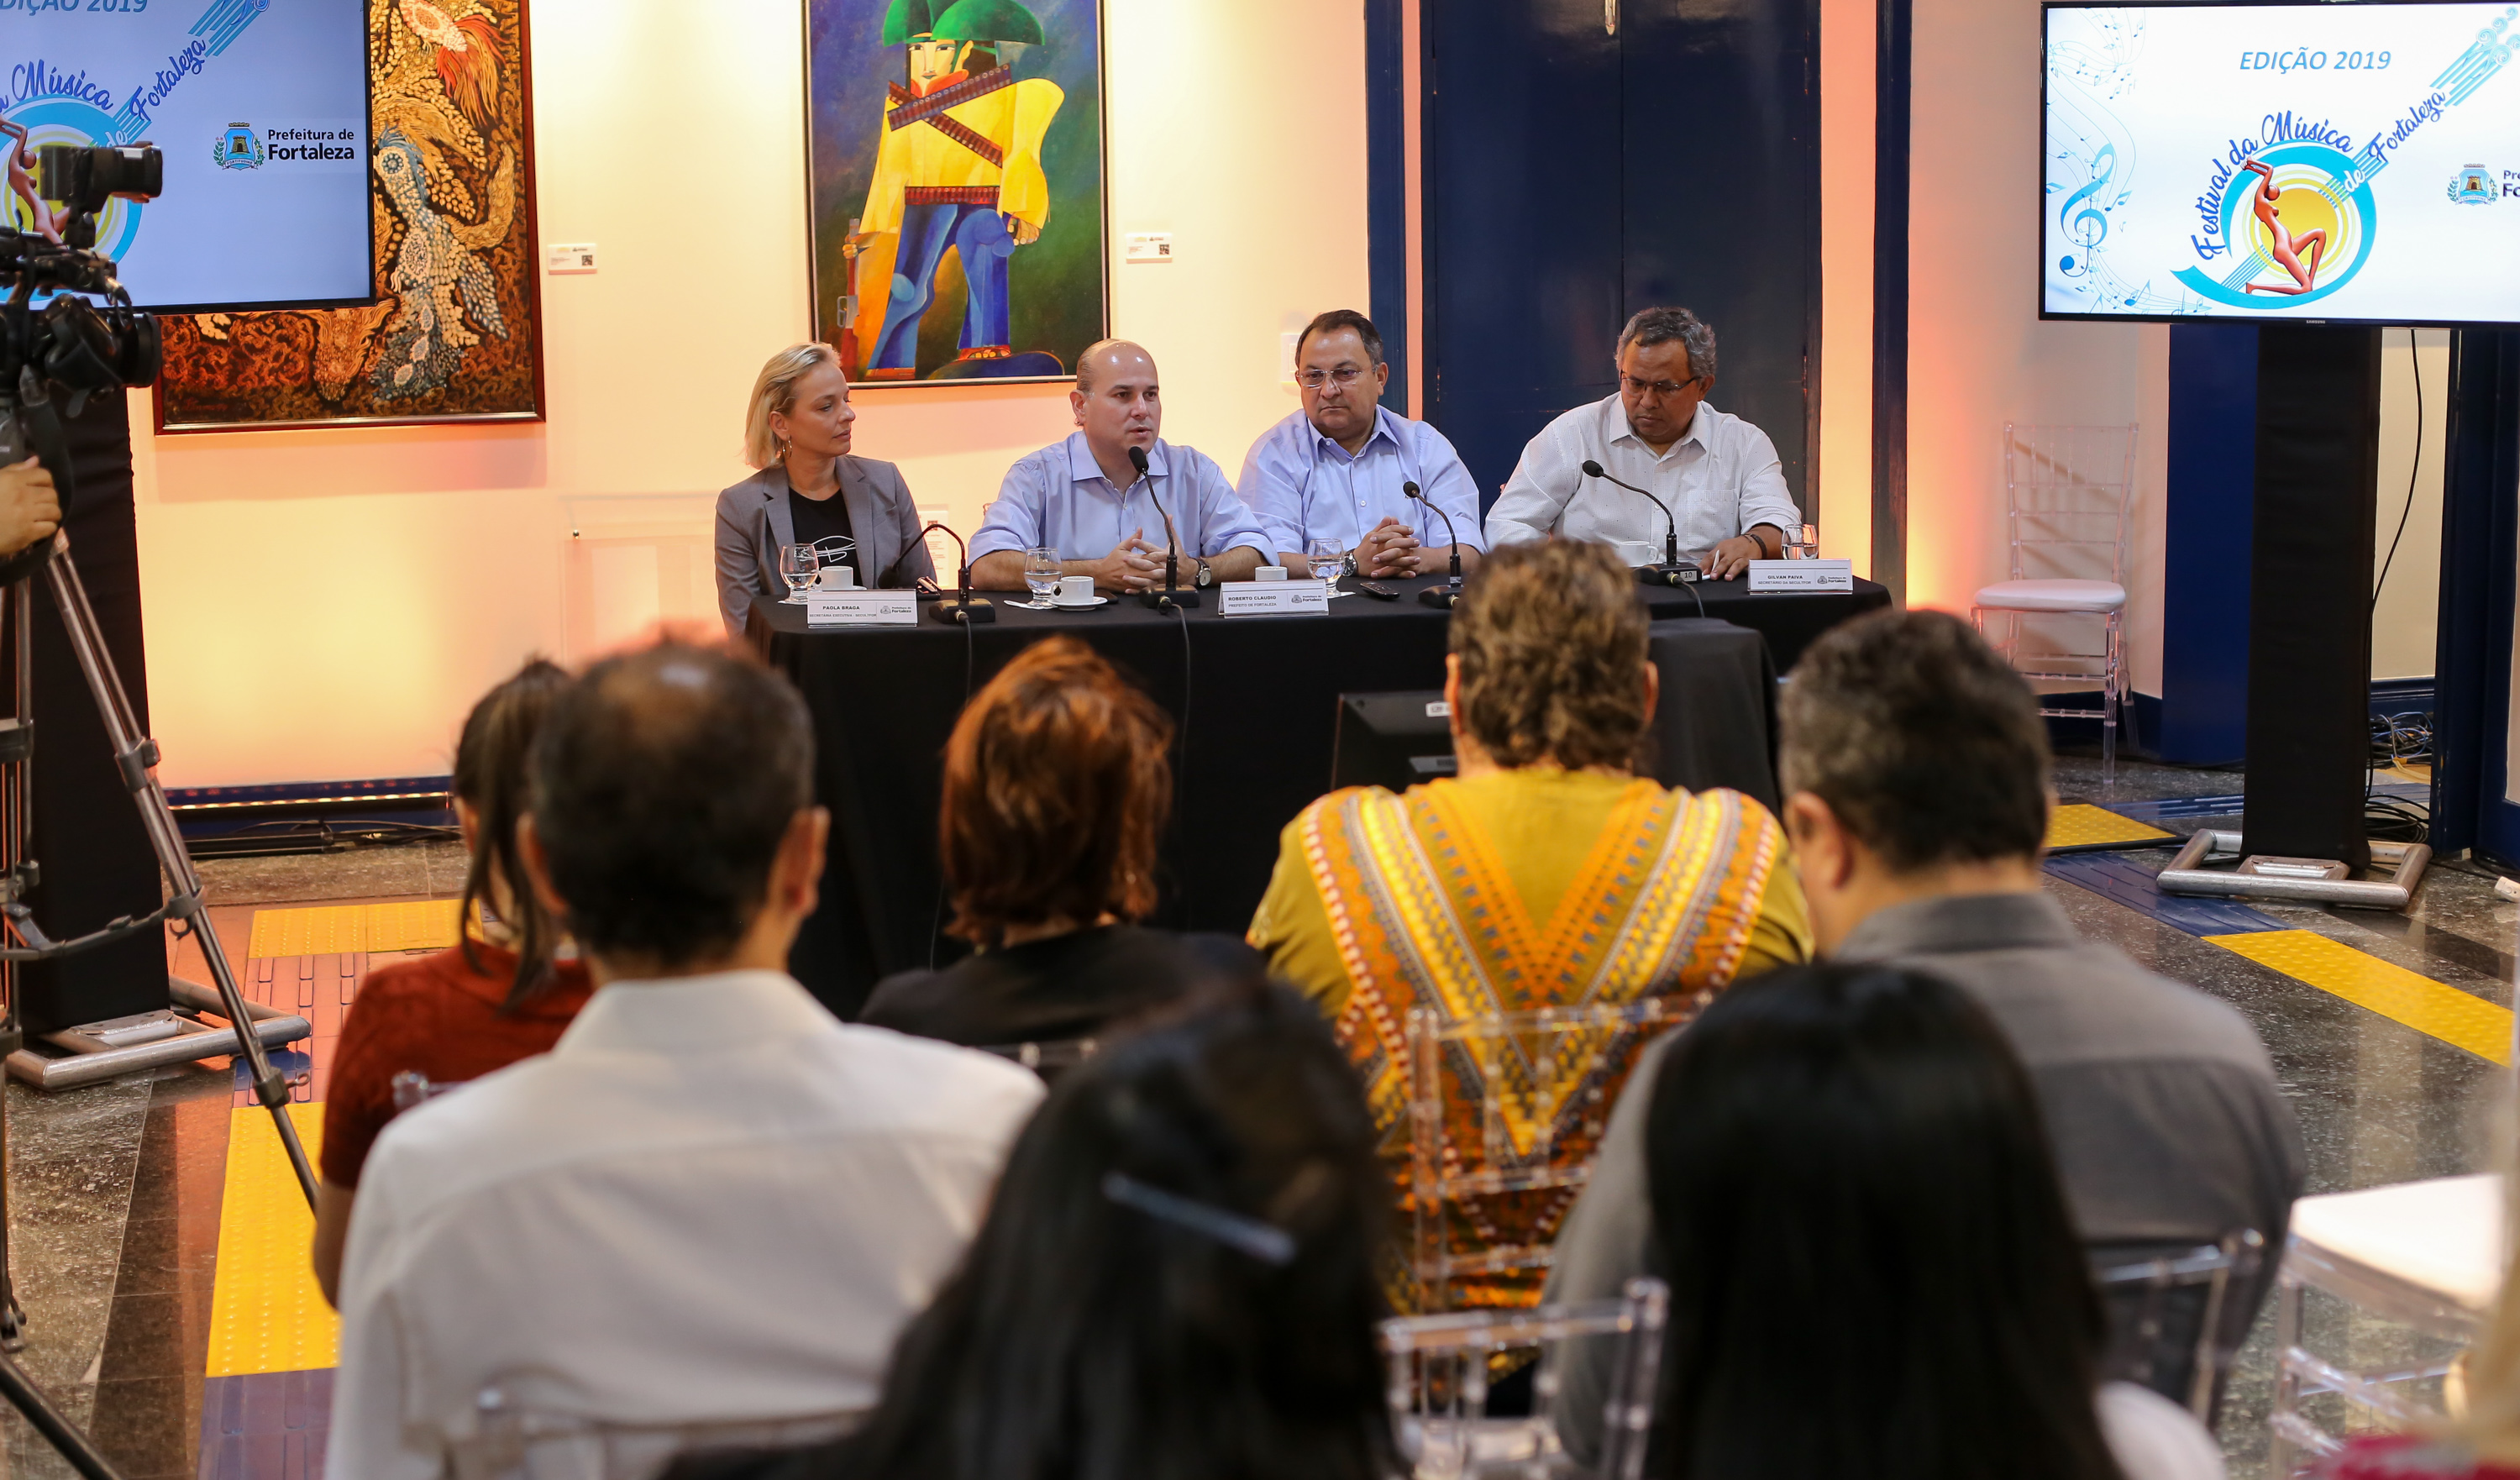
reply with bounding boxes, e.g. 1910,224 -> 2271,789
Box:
713,459 -> 937,637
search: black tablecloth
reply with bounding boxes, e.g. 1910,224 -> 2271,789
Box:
763,572 -> 1888,1017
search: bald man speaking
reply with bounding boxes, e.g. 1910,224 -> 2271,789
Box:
969,340 -> 1269,596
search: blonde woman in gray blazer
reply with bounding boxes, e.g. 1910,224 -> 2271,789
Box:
715,344 -> 937,638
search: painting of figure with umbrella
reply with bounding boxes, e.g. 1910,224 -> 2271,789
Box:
807,0 -> 1105,384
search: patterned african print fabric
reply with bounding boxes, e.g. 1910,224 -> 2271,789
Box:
1294,777 -> 1786,1310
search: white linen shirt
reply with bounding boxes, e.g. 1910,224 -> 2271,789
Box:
1235,406 -> 1489,558
971,433 -> 1271,564
326,969 -> 1046,1480
1484,395 -> 1801,558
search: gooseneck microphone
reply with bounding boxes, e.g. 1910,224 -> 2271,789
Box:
1131,443 -> 1200,610
1580,459 -> 1696,588
1403,480 -> 1465,610
916,520 -> 995,624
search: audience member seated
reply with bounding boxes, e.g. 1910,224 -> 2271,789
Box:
1623,963 -> 2227,1478
311,658 -> 591,1308
715,343 -> 936,638
326,643 -> 1045,1480
668,979 -> 1400,1480
860,635 -> 1257,1049
0,455 -> 58,559
1248,538 -> 1807,1308
1236,308 -> 1485,580
1548,608 -> 2301,1462
967,339 -> 1268,595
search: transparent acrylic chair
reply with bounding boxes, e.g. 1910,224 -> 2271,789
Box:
2268,1174 -> 2502,1474
1405,995 -> 1710,1313
2091,1229 -> 2265,1422
447,1383 -> 855,1480
1381,1277 -> 1668,1480
1971,423 -> 2139,779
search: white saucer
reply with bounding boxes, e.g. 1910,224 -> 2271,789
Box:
1049,595 -> 1110,610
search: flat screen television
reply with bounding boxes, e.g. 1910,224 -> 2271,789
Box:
2,0 -> 373,312
2044,0 -> 2520,325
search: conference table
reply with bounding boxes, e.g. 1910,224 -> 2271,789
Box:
757,570 -> 1890,1017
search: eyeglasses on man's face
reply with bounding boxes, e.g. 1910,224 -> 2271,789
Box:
1620,374 -> 1703,400
1298,365 -> 1369,391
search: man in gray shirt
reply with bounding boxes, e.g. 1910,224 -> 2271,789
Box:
1546,610 -> 2303,1462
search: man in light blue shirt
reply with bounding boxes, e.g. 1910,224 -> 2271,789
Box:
1236,310 -> 1485,580
970,340 -> 1270,596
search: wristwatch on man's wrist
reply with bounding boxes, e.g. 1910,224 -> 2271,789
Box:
1195,558 -> 1214,588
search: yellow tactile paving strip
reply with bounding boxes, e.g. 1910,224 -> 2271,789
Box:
2045,803 -> 2177,851
204,1104 -> 338,1376
246,900 -> 460,959
2208,929 -> 2514,1066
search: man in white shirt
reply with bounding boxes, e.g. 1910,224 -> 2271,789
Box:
1236,309 -> 1485,579
1485,306 -> 1803,580
328,643 -> 1046,1480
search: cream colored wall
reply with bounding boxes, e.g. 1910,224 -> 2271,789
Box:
1816,0 -> 1873,570
131,0 -> 1366,790
2370,329 -> 2448,683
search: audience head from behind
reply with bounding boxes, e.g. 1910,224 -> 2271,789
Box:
522,641 -> 827,983
1645,963 -> 2141,1480
1777,609 -> 2052,953
942,634 -> 1169,947
1446,538 -> 1656,776
453,655 -> 574,1005
807,979 -> 1400,1480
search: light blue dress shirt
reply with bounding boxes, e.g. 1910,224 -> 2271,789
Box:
973,433 -> 1272,564
1236,406 -> 1489,558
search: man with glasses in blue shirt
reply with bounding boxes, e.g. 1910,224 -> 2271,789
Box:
1236,309 -> 1485,580
1486,306 -> 1801,580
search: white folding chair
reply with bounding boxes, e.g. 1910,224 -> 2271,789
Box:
1404,996 -> 1710,1313
447,1384 -> 856,1480
2268,1174 -> 2502,1474
1972,423 -> 2139,780
2091,1229 -> 2265,1422
1381,1277 -> 1668,1480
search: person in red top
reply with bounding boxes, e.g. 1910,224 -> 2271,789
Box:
311,658 -> 595,1307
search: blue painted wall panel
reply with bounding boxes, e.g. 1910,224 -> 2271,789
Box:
2158,323 -> 2257,764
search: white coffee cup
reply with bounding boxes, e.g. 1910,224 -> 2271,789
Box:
1254,564 -> 1289,582
1058,575 -> 1096,603
818,565 -> 857,590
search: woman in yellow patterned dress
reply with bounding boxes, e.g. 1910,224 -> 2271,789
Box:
1248,538 -> 1809,1311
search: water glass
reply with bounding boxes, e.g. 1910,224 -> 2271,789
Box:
778,543 -> 819,602
1308,538 -> 1348,584
1024,546 -> 1061,607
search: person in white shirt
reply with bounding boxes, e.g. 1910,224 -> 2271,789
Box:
1485,306 -> 1803,580
1236,309 -> 1485,580
327,642 -> 1047,1480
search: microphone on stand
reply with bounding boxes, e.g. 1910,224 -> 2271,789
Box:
1403,480 -> 1466,610
1132,443 -> 1200,610
916,521 -> 995,624
1579,459 -> 1697,587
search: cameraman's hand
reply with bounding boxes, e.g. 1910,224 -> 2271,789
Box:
0,458 -> 59,558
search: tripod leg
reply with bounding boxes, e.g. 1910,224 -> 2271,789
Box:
39,542 -> 316,1209
0,582 -> 26,1350
0,1344 -> 129,1480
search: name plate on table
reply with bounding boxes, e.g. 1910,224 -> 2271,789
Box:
1220,581 -> 1331,617
1746,559 -> 1854,594
806,590 -> 918,626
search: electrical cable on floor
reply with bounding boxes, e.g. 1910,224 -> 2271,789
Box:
2374,328 -> 2423,611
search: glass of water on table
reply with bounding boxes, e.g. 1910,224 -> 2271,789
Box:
1023,547 -> 1062,609
1308,538 -> 1349,590
778,543 -> 819,603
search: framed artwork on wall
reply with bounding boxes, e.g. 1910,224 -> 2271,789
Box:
806,0 -> 1108,386
153,0 -> 543,433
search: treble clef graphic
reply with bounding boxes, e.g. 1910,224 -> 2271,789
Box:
2058,143 -> 2118,255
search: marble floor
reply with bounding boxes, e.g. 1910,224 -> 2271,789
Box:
0,767 -> 2503,1479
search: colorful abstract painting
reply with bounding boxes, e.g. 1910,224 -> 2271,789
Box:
154,0 -> 541,432
807,0 -> 1105,385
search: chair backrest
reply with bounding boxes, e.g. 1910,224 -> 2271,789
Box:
2001,423 -> 2137,585
2091,1228 -> 2265,1423
1382,1277 -> 1668,1480
449,1388 -> 855,1480
975,1036 -> 1099,1079
1405,996 -> 1709,1312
